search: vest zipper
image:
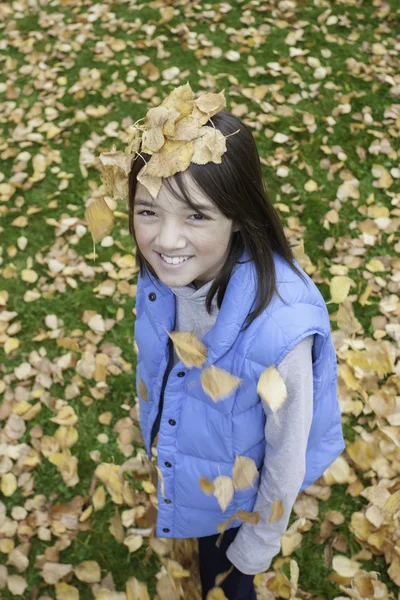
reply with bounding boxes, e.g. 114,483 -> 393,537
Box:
150,337 -> 173,445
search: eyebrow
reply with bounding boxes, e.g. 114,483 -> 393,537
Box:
135,198 -> 218,214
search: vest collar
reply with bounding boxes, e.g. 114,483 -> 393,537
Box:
141,249 -> 258,363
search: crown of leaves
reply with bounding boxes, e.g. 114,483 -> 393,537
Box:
86,82 -> 238,244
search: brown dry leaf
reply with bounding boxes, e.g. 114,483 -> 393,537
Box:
268,500 -> 285,524
109,507 -> 124,543
85,197 -> 114,243
166,330 -> 207,368
217,508 -> 260,534
201,365 -> 242,401
199,476 -> 214,495
138,379 -> 149,402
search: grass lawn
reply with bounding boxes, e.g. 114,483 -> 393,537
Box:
0,0 -> 399,598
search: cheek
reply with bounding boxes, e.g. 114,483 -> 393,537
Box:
133,221 -> 151,247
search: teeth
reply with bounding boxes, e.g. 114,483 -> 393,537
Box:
161,254 -> 189,265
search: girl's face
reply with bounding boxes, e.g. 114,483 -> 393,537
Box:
133,171 -> 240,288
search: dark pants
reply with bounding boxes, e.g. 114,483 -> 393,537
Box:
198,526 -> 257,600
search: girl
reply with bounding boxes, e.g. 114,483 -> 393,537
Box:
128,94 -> 345,599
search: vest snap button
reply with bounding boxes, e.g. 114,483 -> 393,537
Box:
177,371 -> 185,377
165,461 -> 172,468
164,499 -> 172,504
163,527 -> 170,533
168,419 -> 176,426
148,292 -> 156,301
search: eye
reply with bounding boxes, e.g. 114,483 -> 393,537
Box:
137,210 -> 207,221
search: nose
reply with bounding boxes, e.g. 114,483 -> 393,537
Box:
156,220 -> 187,253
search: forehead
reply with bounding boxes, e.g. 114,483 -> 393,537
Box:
135,171 -> 214,209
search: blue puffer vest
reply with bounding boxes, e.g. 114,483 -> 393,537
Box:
134,249 -> 346,538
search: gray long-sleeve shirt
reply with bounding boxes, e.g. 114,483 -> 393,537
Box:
168,277 -> 313,575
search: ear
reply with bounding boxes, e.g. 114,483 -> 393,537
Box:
233,223 -> 241,233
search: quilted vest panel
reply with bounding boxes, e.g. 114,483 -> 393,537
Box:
134,250 -> 346,538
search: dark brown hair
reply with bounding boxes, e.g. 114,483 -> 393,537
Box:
128,110 -> 308,331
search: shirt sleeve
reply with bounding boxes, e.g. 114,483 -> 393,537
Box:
225,334 -> 314,575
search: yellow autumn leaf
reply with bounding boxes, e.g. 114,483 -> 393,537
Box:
1,473 -> 17,497
161,82 -> 194,120
268,499 -> 285,523
329,275 -> 355,303
136,171 -> 162,200
201,365 -> 242,401
49,406 -> 78,426
332,555 -> 361,577
54,582 -> 79,600
232,455 -> 258,491
74,560 -> 101,583
92,486 -> 106,511
195,90 -> 226,116
126,576 -> 151,600
359,283 -> 373,306
257,365 -> 287,412
167,330 -> 207,368
192,127 -> 227,165
215,565 -> 234,588
140,138 -> 194,179
21,269 -> 38,283
213,475 -> 234,512
155,465 -> 166,498
124,534 -> 144,553
4,337 -> 20,355
141,106 -> 169,153
159,6 -> 175,24
382,489 -> 400,515
336,299 -> 363,336
85,197 -> 114,243
11,215 -> 28,227
206,587 -> 228,600
304,179 -> 318,192
366,258 -> 386,272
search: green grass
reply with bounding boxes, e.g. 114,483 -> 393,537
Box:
0,0 -> 399,598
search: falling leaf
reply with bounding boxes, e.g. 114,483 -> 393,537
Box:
268,500 -> 285,523
257,365 -> 287,412
232,455 -> 258,491
201,365 -> 242,401
85,197 -> 114,243
212,475 -> 234,512
166,330 -> 207,368
199,476 -> 214,495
